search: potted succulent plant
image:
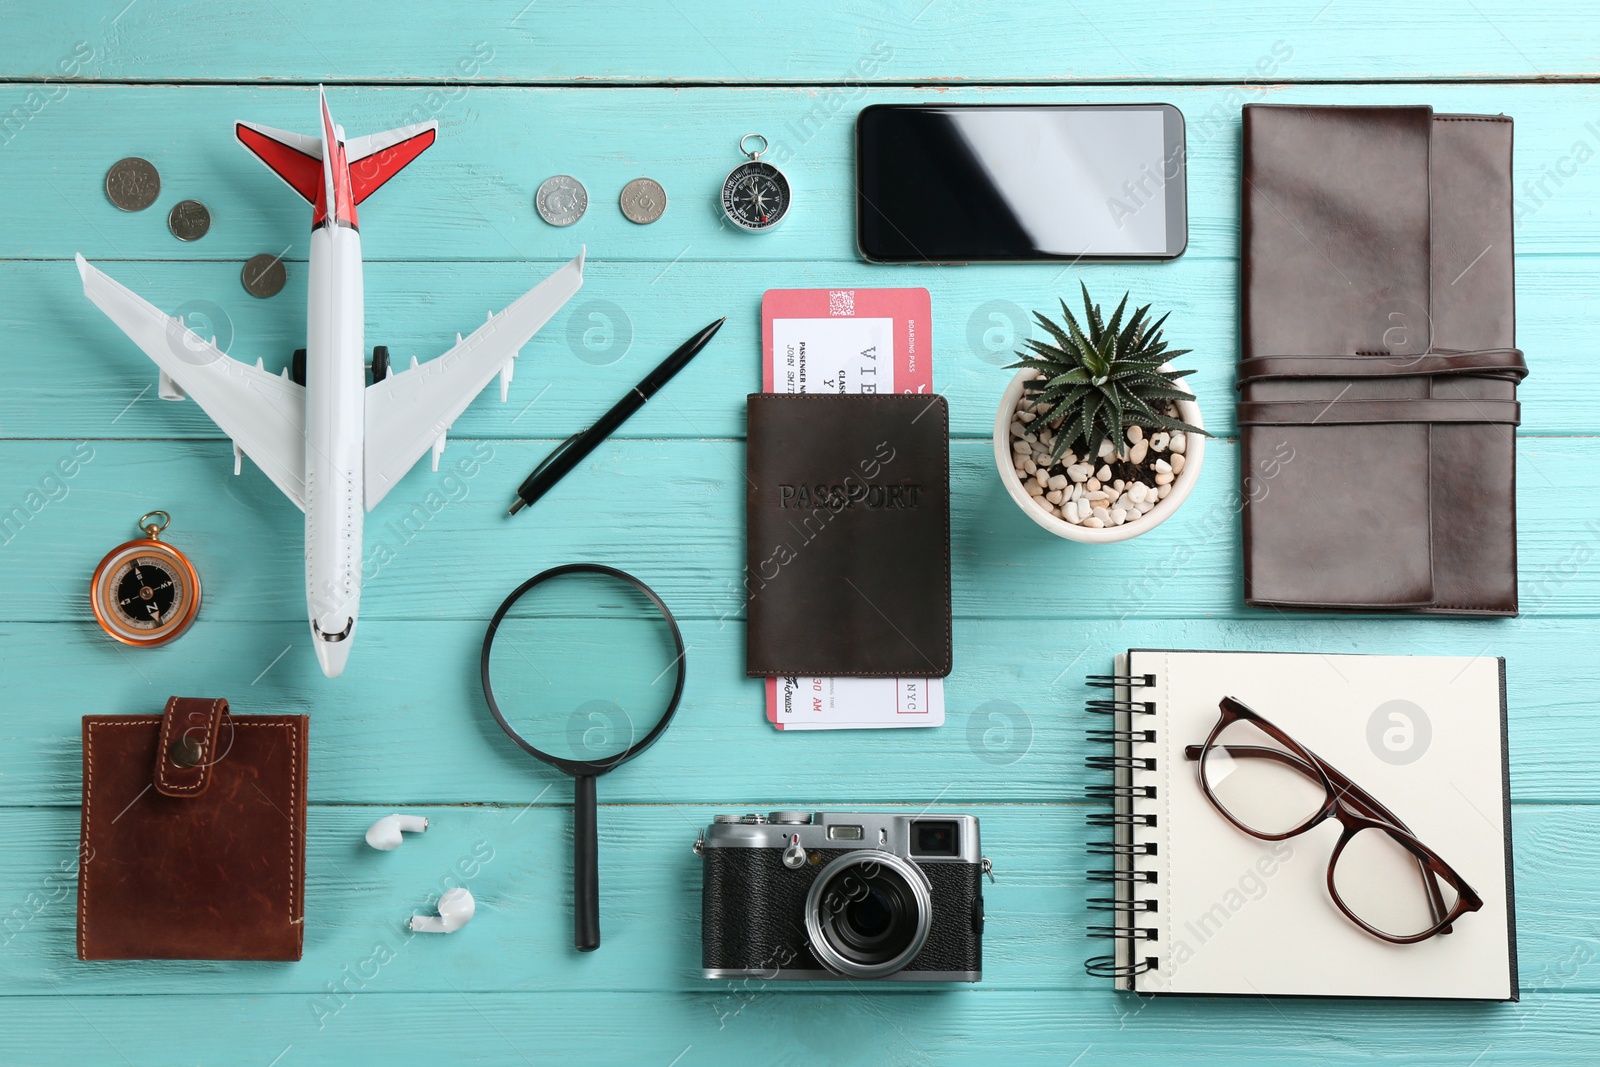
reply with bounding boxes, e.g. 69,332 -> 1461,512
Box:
993,286 -> 1209,543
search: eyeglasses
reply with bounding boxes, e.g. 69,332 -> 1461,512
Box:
1184,696 -> 1482,944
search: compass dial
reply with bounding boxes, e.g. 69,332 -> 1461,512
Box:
90,539 -> 201,647
721,160 -> 791,231
112,556 -> 182,629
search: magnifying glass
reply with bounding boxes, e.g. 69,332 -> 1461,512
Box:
481,563 -> 686,952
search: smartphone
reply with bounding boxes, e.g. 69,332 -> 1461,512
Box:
856,103 -> 1187,263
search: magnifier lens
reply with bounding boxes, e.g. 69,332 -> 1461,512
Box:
484,569 -> 681,764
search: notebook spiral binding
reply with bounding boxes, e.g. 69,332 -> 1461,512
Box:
1084,672 -> 1159,980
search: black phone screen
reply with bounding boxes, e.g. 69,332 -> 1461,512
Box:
856,104 -> 1187,262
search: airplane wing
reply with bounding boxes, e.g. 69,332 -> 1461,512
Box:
76,254 -> 309,511
363,249 -> 585,511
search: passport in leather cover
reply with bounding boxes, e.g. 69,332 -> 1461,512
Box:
78,697 -> 308,960
1239,104 -> 1527,615
746,393 -> 951,677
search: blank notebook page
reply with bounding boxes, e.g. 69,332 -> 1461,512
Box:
1126,650 -> 1514,999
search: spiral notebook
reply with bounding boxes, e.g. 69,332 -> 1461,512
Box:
1085,650 -> 1516,1001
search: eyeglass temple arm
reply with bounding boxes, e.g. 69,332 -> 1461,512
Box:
1183,743 -> 1453,931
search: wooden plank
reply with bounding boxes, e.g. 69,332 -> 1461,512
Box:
2,1 -> 1596,84
0,616 -> 1588,806
2,437 -> 1596,628
0,804 -> 1590,997
2,84 -> 1599,264
4,989 -> 1597,1066
5,255 -> 1593,443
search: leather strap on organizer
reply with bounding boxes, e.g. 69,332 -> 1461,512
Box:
154,696 -> 230,797
1237,398 -> 1520,426
1236,348 -> 1527,387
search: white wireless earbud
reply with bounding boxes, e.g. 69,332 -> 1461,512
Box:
365,814 -> 429,851
410,887 -> 475,934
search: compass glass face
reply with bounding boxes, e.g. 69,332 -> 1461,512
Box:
92,539 -> 199,646
722,160 -> 791,230
112,555 -> 183,630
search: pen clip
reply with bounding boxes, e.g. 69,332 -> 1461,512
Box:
527,430 -> 586,485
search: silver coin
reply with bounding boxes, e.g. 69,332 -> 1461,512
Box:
106,157 -> 160,212
168,199 -> 211,241
536,175 -> 588,227
619,177 -> 667,224
241,253 -> 287,299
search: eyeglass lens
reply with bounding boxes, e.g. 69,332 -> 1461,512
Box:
1199,719 -> 1327,836
1332,827 -> 1459,939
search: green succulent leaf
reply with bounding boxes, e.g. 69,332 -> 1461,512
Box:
1102,388 -> 1125,453
1116,304 -> 1149,355
1103,292 -> 1129,352
1044,367 -> 1092,389
1075,391 -> 1101,462
1032,380 -> 1090,409
1034,309 -> 1075,352
1080,284 -> 1102,347
1021,339 -> 1079,364
1061,298 -> 1098,360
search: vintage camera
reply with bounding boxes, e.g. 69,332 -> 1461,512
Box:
696,812 -> 988,981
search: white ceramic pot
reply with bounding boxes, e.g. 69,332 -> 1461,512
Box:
992,368 -> 1205,543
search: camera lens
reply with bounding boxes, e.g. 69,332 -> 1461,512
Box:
805,853 -> 932,978
833,881 -> 907,958
846,888 -> 896,940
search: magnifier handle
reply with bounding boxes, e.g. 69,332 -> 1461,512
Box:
574,774 -> 601,952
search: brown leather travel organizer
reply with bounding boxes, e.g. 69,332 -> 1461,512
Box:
1239,104 -> 1527,615
745,393 -> 952,677
78,697 -> 308,960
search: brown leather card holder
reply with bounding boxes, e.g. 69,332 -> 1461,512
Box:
78,697 -> 309,960
1239,104 -> 1527,615
745,393 -> 952,677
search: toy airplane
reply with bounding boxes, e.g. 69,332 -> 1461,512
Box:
77,90 -> 584,677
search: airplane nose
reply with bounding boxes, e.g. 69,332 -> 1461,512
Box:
311,616 -> 357,678
313,634 -> 352,678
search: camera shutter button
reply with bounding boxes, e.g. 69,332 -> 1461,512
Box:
782,834 -> 807,869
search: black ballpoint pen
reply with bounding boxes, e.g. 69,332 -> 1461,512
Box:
508,317 -> 726,515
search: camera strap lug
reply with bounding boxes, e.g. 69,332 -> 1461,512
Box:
981,857 -> 994,883
693,831 -> 705,857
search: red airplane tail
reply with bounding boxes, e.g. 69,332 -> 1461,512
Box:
236,115 -> 437,215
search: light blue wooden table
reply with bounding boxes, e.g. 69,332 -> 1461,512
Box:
3,2 -> 1597,1063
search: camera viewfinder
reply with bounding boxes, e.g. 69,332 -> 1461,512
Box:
912,821 -> 959,856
